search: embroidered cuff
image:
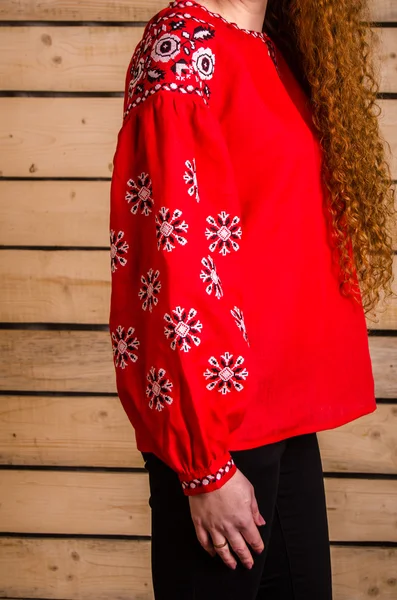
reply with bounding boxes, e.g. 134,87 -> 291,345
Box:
179,457 -> 237,496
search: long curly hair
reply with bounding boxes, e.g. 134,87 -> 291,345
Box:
264,0 -> 396,324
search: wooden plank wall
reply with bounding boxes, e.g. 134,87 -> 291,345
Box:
0,1 -> 396,598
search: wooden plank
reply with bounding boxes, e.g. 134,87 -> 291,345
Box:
0,537 -> 152,600
1,26 -> 395,93
0,395 -> 144,467
0,470 -> 395,541
0,537 -> 395,599
0,97 -> 121,178
0,250 -> 110,324
1,250 -> 397,326
0,330 -> 116,393
1,180 -> 396,250
0,0 -> 167,21
318,404 -> 397,475
375,27 -> 397,94
331,547 -> 397,600
0,331 -> 394,396
0,0 -> 394,22
1,396 -> 396,474
0,181 -> 110,247
0,471 -> 151,536
0,97 -> 396,178
0,26 -> 143,92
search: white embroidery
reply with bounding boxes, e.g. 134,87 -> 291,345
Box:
139,268 -> 162,312
126,173 -> 154,216
205,211 -> 242,255
200,255 -> 223,298
110,230 -> 128,273
191,47 -> 216,80
156,207 -> 188,251
151,33 -> 181,62
230,306 -> 250,345
181,457 -> 235,490
146,367 -> 174,411
204,352 -> 248,394
164,306 -> 202,352
111,325 -> 139,369
184,158 -> 200,202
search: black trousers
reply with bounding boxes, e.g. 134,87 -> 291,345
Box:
141,432 -> 333,599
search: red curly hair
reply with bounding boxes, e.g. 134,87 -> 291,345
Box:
264,0 -> 396,325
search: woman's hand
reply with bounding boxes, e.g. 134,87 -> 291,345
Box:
188,468 -> 266,570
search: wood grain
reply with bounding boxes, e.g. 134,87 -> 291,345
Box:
0,26 -> 143,92
0,250 -> 110,324
0,537 -> 152,600
1,250 -> 396,326
1,395 -> 396,473
0,0 -> 394,22
1,180 -> 396,250
0,537 -> 396,599
0,330 -> 395,397
0,469 -> 395,541
0,330 -> 116,393
0,98 -> 396,178
0,181 -> 111,247
0,25 -> 395,92
0,97 -> 122,178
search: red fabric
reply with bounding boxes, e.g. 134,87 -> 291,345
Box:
109,0 -> 376,496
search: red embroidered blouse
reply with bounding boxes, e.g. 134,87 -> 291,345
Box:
109,0 -> 377,496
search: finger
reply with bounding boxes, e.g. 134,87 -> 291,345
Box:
251,494 -> 266,529
240,519 -> 265,556
210,532 -> 237,570
226,531 -> 255,569
194,523 -> 217,557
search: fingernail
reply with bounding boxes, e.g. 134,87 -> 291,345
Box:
259,515 -> 266,525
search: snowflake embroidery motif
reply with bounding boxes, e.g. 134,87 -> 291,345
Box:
205,211 -> 242,255
110,229 -> 128,273
164,306 -> 202,352
111,325 -> 139,369
204,352 -> 248,394
200,255 -> 223,299
183,158 -> 200,202
139,268 -> 161,312
146,367 -> 173,411
155,207 -> 188,251
230,306 -> 250,346
126,172 -> 154,216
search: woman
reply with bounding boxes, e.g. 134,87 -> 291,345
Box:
109,0 -> 395,598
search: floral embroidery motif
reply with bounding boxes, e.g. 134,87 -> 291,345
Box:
111,325 -> 139,369
231,306 -> 250,345
181,457 -> 235,491
204,352 -> 248,394
191,47 -> 215,80
126,173 -> 154,216
110,230 -> 128,273
156,207 -> 188,251
184,158 -> 199,201
125,8 -> 216,117
200,255 -> 223,298
139,268 -> 162,311
205,211 -> 242,255
146,367 -> 174,411
151,33 -> 182,62
164,306 -> 202,352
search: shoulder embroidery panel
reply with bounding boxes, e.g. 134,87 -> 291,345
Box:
124,10 -> 217,119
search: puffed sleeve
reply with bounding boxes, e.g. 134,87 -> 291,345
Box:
109,90 -> 254,496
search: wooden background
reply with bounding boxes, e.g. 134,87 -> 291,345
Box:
0,1 -> 396,598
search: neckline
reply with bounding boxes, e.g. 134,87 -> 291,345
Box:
168,0 -> 273,43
